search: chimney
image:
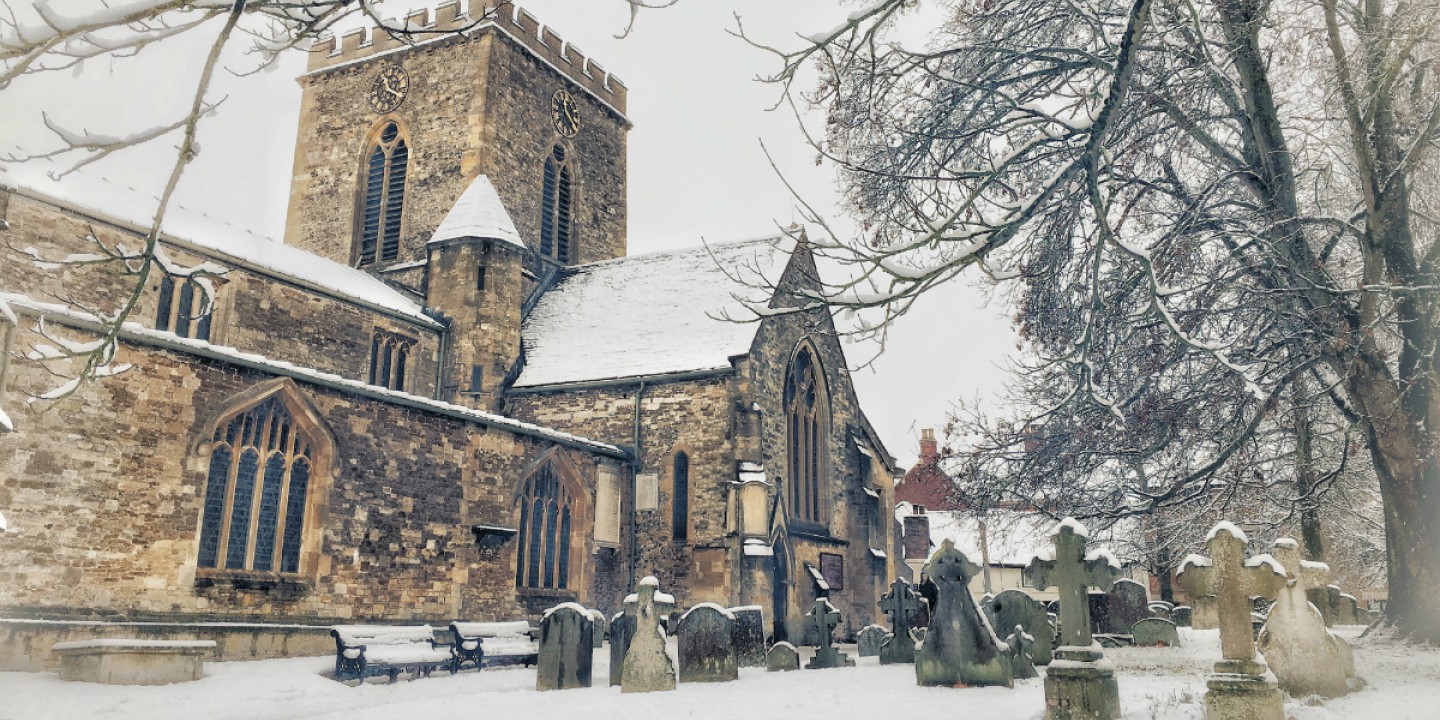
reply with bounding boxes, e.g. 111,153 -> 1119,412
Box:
919,428 -> 938,463
902,511 -> 931,561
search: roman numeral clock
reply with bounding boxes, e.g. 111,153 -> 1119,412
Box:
551,89 -> 580,137
369,65 -> 410,114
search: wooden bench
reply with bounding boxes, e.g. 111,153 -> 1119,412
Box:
448,621 -> 539,673
330,625 -> 450,684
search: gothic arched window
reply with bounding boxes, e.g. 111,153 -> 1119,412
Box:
514,461 -> 575,590
356,122 -> 409,266
672,451 -> 689,542
539,144 -> 574,264
785,345 -> 828,525
198,396 -> 318,573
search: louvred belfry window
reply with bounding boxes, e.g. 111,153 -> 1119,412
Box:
785,345 -> 828,525
198,397 -> 316,573
539,144 -> 574,264
515,462 -> 574,590
356,122 -> 408,266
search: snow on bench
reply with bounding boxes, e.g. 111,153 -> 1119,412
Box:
330,625 -> 450,684
448,621 -> 539,672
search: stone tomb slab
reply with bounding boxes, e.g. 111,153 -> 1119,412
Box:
54,640 -> 215,685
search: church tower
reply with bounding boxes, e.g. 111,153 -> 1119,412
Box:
281,1 -> 630,405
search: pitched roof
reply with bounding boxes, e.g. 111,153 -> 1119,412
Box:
0,164 -> 440,329
513,235 -> 795,389
429,175 -> 524,248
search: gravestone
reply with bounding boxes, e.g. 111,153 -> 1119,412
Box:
1025,518 -> 1121,720
589,609 -> 608,649
1192,596 -> 1220,630
803,598 -> 854,669
620,576 -> 677,693
676,603 -> 739,683
1005,625 -> 1039,680
608,609 -> 632,686
1087,592 -> 1111,635
986,589 -> 1055,665
915,540 -> 1012,688
1131,618 -> 1181,647
1172,606 -> 1193,627
1148,601 -> 1174,619
1256,538 -> 1354,698
878,577 -> 923,665
857,624 -> 888,657
1335,592 -> 1359,626
729,606 -> 766,668
1176,523 -> 1286,720
766,641 -> 800,671
1106,578 -> 1149,635
537,603 -> 594,691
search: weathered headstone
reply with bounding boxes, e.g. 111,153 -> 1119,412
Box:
857,624 -> 888,657
1256,538 -> 1354,698
1087,591 -> 1111,635
766,641 -> 800,671
620,576 -> 677,693
878,577 -> 923,665
803,598 -> 854,669
1192,595 -> 1220,630
729,605 -> 766,668
1106,578 -> 1149,635
915,540 -> 1012,688
676,603 -> 739,683
1131,617 -> 1181,647
608,609 -> 632,686
1025,518 -> 1122,720
1176,523 -> 1286,720
986,589 -> 1054,665
1171,606 -> 1193,627
1005,624 -> 1038,680
537,603 -> 594,691
589,609 -> 608,649
1308,586 -> 1337,626
1148,601 -> 1175,619
1335,591 -> 1359,626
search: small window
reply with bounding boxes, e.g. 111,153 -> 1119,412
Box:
368,330 -> 415,391
476,265 -> 487,292
155,275 -> 213,341
672,451 -> 689,542
469,364 -> 483,393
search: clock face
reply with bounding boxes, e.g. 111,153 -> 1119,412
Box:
551,89 -> 580,137
369,65 -> 409,114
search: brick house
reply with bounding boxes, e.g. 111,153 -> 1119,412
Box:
0,0 -> 899,664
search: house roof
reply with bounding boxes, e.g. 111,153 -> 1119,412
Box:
429,175 -> 524,249
512,234 -> 794,389
0,164 -> 440,329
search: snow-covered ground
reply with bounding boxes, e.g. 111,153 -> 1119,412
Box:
3,627 -> 1434,719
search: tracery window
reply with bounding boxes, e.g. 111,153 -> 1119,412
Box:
198,397 -> 315,573
514,462 -> 574,590
672,451 -> 689,542
368,330 -> 414,391
155,275 -> 212,341
357,122 -> 409,266
539,144 -> 574,264
785,345 -> 828,525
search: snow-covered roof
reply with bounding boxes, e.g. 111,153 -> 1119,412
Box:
920,509 -> 1056,567
513,235 -> 794,389
429,175 -> 524,249
0,164 -> 440,329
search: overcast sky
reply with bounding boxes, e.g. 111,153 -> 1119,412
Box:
1,0 -> 1017,467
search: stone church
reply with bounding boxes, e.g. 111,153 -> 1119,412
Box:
0,1 -> 899,665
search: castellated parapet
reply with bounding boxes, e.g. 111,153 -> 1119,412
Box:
306,0 -> 628,117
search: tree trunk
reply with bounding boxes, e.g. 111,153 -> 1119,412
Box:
1294,383 -> 1325,562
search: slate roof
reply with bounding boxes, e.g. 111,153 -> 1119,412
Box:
513,235 -> 795,389
429,175 -> 524,249
0,164 -> 439,328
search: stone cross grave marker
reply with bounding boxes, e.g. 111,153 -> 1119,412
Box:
878,577 -> 923,665
676,603 -> 739,683
803,598 -> 854,669
620,576 -> 677,693
537,602 -> 594,691
915,539 -> 1012,688
1256,538 -> 1354,698
1024,518 -> 1121,720
1005,625 -> 1039,680
1175,522 -> 1286,720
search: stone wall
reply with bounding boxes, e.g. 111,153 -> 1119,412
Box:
0,192 -> 443,397
0,319 -> 620,627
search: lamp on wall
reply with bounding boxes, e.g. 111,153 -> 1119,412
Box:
471,524 -> 518,549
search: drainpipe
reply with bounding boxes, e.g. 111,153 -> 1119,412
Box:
628,381 -> 647,590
